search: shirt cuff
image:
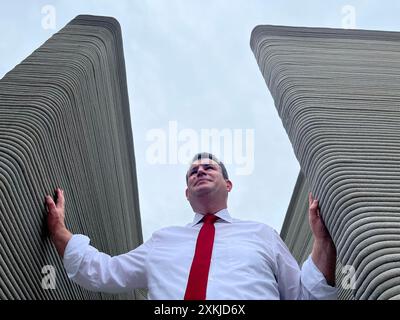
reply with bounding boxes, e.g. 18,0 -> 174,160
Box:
63,234 -> 91,279
301,255 -> 338,300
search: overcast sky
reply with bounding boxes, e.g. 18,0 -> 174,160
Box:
1,0 -> 399,241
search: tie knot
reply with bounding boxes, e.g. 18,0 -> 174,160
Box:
203,214 -> 218,224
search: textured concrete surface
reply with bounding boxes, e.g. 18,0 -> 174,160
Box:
251,25 -> 400,299
0,15 -> 142,299
280,171 -> 354,300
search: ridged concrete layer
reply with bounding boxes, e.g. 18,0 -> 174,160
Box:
281,172 -> 354,300
251,25 -> 400,300
0,15 -> 142,299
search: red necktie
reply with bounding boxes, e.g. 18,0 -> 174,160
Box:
184,214 -> 218,300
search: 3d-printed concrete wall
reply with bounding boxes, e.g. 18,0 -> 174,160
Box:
0,15 -> 142,299
251,25 -> 400,299
280,171 -> 354,300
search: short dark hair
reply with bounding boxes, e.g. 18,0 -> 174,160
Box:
186,152 -> 229,184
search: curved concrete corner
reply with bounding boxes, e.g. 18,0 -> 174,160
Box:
0,15 -> 142,299
251,25 -> 400,299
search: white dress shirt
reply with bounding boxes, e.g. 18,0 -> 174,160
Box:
63,209 -> 337,299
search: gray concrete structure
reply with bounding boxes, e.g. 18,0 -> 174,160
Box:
251,25 -> 400,299
0,15 -> 142,299
281,171 -> 354,300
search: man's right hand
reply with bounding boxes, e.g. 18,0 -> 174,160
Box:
46,188 -> 72,257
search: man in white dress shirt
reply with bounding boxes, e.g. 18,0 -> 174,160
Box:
46,152 -> 337,299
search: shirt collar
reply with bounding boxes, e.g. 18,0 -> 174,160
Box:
190,208 -> 233,227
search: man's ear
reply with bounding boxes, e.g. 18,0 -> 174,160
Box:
226,180 -> 233,192
185,188 -> 189,200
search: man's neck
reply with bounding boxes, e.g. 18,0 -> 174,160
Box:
192,202 -> 227,215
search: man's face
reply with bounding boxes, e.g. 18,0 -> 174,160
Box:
186,158 -> 231,198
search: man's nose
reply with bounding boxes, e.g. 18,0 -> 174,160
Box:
197,166 -> 206,176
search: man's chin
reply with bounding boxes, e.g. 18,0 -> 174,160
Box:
193,185 -> 213,196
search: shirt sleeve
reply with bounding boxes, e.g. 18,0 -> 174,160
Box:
300,255 -> 338,300
272,230 -> 337,300
63,234 -> 151,293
